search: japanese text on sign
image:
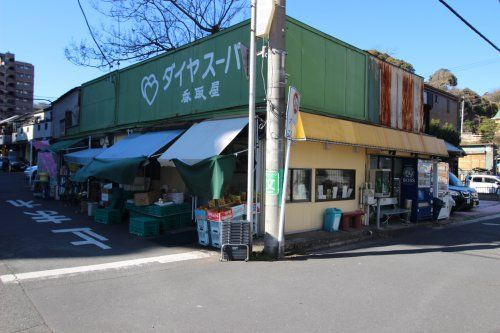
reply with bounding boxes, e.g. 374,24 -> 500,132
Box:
141,43 -> 242,107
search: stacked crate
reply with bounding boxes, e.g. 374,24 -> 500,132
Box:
126,202 -> 192,235
129,216 -> 160,237
195,209 -> 210,246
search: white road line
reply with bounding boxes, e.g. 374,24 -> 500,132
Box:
1,250 -> 212,284
436,213 -> 500,229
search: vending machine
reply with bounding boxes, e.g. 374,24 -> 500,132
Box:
400,159 -> 433,222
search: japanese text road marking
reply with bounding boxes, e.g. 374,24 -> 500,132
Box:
24,210 -> 71,223
6,200 -> 41,208
52,228 -> 111,250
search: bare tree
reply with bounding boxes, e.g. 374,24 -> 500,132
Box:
65,0 -> 248,69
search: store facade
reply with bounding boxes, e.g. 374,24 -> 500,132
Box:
55,17 -> 448,238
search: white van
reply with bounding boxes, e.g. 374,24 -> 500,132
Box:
467,175 -> 500,194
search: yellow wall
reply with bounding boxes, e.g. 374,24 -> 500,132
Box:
285,141 -> 366,233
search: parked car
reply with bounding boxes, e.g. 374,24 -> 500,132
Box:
24,165 -> 38,182
466,174 -> 500,194
449,172 -> 479,211
1,156 -> 29,172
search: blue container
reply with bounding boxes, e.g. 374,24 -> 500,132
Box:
324,208 -> 342,232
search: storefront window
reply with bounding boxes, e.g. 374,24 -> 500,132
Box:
379,157 -> 392,170
315,169 -> 355,201
286,169 -> 312,202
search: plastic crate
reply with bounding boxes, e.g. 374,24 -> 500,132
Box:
177,212 -> 193,228
209,221 -> 221,233
161,216 -> 177,232
195,209 -> 207,221
196,220 -> 209,232
198,230 -> 210,246
211,238 -> 221,248
144,203 -> 191,216
129,216 -> 160,237
94,208 -> 123,225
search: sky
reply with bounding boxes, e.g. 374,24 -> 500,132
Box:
1,0 -> 498,102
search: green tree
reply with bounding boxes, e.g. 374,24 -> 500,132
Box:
367,50 -> 415,73
427,69 -> 457,91
478,118 -> 497,143
428,119 -> 461,146
483,89 -> 500,106
462,120 -> 478,133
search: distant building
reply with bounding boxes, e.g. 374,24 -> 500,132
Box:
494,110 -> 500,135
459,143 -> 498,177
50,87 -> 80,139
0,52 -> 34,119
423,84 -> 460,132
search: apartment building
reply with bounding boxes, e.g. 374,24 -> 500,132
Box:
0,52 -> 34,119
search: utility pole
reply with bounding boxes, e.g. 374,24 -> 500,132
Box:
460,97 -> 465,136
246,0 -> 257,226
264,0 -> 286,258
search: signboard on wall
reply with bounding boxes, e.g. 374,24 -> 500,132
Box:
79,22 -> 265,133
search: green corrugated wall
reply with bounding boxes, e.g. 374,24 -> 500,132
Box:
286,18 -> 367,121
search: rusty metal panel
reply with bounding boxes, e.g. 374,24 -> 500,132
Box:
413,78 -> 423,132
390,68 -> 399,129
371,57 -> 424,132
402,73 -> 414,131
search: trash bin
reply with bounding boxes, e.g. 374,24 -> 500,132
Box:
324,208 -> 342,232
432,198 -> 445,221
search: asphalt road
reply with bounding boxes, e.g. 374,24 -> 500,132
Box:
1,172 -> 500,333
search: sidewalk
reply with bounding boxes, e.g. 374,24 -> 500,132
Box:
253,200 -> 500,255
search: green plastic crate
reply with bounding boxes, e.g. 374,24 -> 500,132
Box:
94,208 -> 124,225
177,212 -> 193,228
161,216 -> 178,232
129,216 -> 160,237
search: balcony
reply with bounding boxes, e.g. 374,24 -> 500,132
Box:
12,132 -> 27,143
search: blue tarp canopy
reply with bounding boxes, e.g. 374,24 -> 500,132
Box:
64,148 -> 107,165
72,130 -> 183,184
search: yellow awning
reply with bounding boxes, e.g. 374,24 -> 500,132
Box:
300,113 -> 448,157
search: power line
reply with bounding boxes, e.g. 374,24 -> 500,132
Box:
77,0 -> 112,68
448,58 -> 500,71
438,0 -> 499,53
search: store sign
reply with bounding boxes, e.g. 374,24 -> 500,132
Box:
402,165 -> 416,184
140,43 -> 242,107
265,170 -> 280,195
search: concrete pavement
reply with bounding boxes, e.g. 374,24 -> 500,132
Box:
1,171 -> 500,332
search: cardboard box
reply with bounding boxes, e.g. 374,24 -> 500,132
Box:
207,209 -> 233,222
134,191 -> 160,206
229,203 -> 245,218
123,177 -> 151,192
195,208 -> 208,221
101,193 -> 110,202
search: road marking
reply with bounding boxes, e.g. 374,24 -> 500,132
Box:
24,210 -> 71,223
52,227 -> 111,250
0,250 -> 212,284
482,223 -> 499,226
436,213 -> 500,229
6,199 -> 41,208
